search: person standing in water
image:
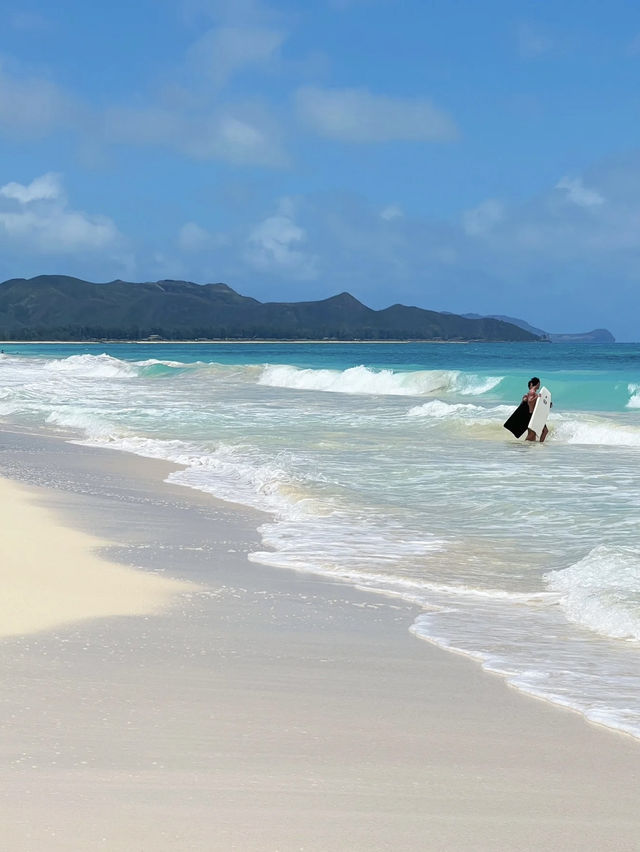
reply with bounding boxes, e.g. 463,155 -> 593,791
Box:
524,376 -> 550,443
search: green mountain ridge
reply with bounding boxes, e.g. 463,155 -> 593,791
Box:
0,276 -> 541,342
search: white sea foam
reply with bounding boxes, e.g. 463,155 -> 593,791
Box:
136,358 -> 188,369
46,408 -> 124,438
167,446 -> 300,516
72,430 -> 450,588
546,546 -> 640,641
407,399 -> 484,418
258,364 -> 502,397
0,400 -> 23,416
73,426 -> 451,585
43,353 -> 138,378
3,345 -> 640,741
73,430 -> 303,517
552,417 -> 640,447
410,588 -> 640,739
627,383 -> 640,408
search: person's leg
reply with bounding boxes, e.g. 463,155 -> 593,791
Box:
526,429 -> 536,441
540,425 -> 548,443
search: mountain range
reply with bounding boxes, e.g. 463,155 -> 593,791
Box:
461,314 -> 615,343
0,276 -> 541,342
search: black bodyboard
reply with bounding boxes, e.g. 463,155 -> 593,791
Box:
503,401 -> 531,439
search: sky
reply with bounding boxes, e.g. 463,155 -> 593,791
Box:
1,0 -> 640,339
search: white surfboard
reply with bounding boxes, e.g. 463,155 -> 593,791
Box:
528,386 -> 551,437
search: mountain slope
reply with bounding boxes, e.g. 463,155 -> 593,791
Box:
462,313 -> 615,343
0,276 -> 540,342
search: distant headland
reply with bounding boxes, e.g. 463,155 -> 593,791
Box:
0,276 -> 611,343
461,313 -> 615,344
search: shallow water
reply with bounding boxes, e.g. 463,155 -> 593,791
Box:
1,341 -> 639,736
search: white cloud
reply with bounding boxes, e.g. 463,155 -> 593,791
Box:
259,158 -> 640,325
0,62 -> 77,136
99,5 -> 290,166
295,86 -> 457,143
0,3 -> 289,168
556,176 -> 604,208
206,114 -> 268,157
179,222 -> 211,251
463,199 -> 505,235
380,204 -> 403,221
0,208 -> 118,252
0,172 -> 62,203
0,173 -> 120,253
247,200 -> 318,279
463,179 -> 610,256
178,222 -> 230,251
103,100 -> 286,167
187,25 -> 285,87
458,165 -> 640,277
0,20 -> 287,167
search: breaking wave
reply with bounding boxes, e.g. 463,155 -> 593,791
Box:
627,384 -> 640,409
552,417 -> 640,448
258,364 -> 503,397
43,353 -> 138,378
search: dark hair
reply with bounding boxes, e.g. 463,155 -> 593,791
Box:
528,377 -> 540,388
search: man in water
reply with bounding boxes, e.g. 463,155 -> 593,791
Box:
524,376 -> 549,443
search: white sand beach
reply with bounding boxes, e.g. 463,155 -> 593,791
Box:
0,430 -> 638,851
0,477 -> 194,639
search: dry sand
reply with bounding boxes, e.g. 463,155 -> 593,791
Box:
0,477 -> 194,639
0,430 -> 639,851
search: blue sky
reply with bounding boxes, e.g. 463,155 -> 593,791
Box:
1,0 -> 640,339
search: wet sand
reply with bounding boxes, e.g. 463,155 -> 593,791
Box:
0,429 -> 638,851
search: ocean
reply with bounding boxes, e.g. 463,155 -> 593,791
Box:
1,341 -> 639,738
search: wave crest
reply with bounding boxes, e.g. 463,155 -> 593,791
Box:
258,364 -> 502,397
627,384 -> 640,409
43,353 -> 138,378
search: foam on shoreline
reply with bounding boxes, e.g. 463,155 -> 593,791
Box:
0,429 -> 639,851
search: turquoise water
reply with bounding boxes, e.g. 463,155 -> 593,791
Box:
1,342 -> 639,737
4,340 -> 639,411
